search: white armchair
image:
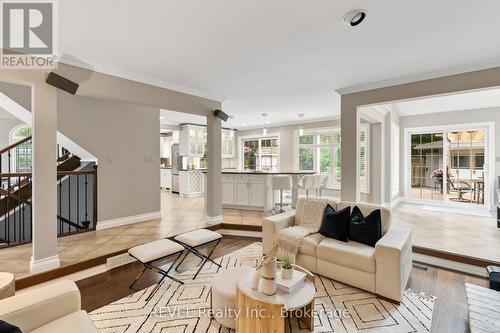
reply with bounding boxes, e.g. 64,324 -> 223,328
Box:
0,280 -> 99,333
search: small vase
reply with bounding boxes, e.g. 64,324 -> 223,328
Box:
281,267 -> 293,280
261,258 -> 277,296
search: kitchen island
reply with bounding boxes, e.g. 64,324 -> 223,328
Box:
205,170 -> 314,212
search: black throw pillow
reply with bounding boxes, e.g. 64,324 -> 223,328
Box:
349,206 -> 382,247
319,204 -> 351,242
0,321 -> 22,333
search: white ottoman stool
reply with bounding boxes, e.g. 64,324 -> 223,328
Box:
174,229 -> 222,279
211,267 -> 253,329
128,239 -> 185,301
0,272 -> 15,300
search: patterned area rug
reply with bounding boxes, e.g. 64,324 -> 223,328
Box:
90,243 -> 435,332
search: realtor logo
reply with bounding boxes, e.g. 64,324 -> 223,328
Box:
1,0 -> 57,68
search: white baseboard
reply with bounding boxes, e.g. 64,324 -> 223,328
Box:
96,211 -> 161,230
413,253 -> 488,277
386,196 -> 403,209
30,255 -> 61,274
206,215 -> 223,225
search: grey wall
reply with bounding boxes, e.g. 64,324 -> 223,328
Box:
58,93 -> 160,221
398,106 -> 500,207
0,81 -> 31,111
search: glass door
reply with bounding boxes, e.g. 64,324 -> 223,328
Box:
445,130 -> 486,206
408,127 -> 489,208
410,132 -> 445,202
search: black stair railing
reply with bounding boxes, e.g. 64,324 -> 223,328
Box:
0,138 -> 98,248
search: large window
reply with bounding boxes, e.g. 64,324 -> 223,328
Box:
297,126 -> 369,192
242,137 -> 279,171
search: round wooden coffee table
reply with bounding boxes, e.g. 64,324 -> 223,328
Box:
236,270 -> 315,333
0,272 -> 15,300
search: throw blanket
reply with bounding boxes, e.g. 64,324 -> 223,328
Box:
276,198 -> 327,261
276,226 -> 315,261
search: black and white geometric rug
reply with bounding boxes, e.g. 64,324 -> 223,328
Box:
90,242 -> 435,332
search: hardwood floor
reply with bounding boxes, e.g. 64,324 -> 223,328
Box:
76,237 -> 487,333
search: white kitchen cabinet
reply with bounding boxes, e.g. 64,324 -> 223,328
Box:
179,125 -> 206,156
222,129 -> 236,158
160,168 -> 172,189
234,180 -> 250,206
165,169 -> 172,189
248,180 -> 265,207
222,179 -> 234,205
217,173 -> 272,211
160,136 -> 171,158
179,170 -> 204,197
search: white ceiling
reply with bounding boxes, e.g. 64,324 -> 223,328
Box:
395,88 -> 500,117
59,1 -> 500,129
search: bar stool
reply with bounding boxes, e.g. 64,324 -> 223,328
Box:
272,175 -> 292,213
296,175 -> 315,197
318,173 -> 331,197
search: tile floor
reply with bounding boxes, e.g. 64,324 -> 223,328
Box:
0,190 -> 266,279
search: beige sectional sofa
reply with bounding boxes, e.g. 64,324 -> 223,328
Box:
263,198 -> 412,303
0,280 -> 99,333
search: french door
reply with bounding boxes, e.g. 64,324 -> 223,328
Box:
407,125 -> 490,208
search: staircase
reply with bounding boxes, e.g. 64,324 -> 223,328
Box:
0,136 -> 97,247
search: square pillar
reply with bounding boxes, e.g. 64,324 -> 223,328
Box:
30,81 -> 60,273
340,99 -> 360,202
206,114 -> 222,224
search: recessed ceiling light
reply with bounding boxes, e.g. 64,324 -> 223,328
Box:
343,9 -> 367,27
297,113 -> 305,118
265,120 -> 271,124
242,123 -> 247,127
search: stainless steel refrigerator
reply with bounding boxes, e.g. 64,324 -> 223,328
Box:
171,144 -> 180,193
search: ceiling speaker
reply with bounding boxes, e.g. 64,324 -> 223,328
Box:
46,72 -> 79,95
213,109 -> 229,122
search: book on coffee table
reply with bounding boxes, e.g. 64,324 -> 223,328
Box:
276,270 -> 307,293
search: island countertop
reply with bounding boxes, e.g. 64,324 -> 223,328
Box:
202,169 -> 315,175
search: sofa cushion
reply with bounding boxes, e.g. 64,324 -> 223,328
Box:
338,202 -> 391,236
319,205 -> 350,242
349,206 -> 382,247
317,238 -> 376,273
299,233 -> 326,257
30,311 -> 98,333
0,321 -> 21,333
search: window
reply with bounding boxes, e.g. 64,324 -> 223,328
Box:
242,137 -> 279,171
10,125 -> 32,172
296,126 -> 369,192
451,155 -> 470,169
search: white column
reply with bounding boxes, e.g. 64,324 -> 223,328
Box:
371,122 -> 384,204
340,99 -> 360,202
30,81 -> 60,273
206,114 -> 223,224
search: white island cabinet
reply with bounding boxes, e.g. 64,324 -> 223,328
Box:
219,174 -> 273,211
